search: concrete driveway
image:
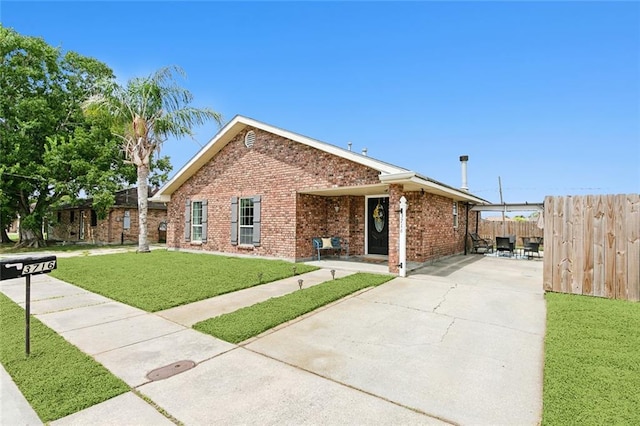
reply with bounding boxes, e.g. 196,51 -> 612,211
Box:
140,255 -> 545,425
3,253 -> 545,425
239,255 -> 546,425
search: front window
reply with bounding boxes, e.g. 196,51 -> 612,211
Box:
123,210 -> 131,230
192,201 -> 203,242
239,198 -> 254,245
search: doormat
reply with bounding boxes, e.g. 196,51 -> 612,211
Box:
359,257 -> 388,264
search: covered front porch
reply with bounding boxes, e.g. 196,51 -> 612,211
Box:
296,171 -> 489,275
295,182 -> 394,271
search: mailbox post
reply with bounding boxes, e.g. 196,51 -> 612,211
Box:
0,256 -> 57,356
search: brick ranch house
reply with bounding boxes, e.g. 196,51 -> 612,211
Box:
151,115 -> 489,274
50,188 -> 167,244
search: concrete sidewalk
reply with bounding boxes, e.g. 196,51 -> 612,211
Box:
157,268 -> 356,326
1,254 -> 545,425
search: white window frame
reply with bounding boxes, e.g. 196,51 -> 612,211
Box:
191,201 -> 203,242
453,201 -> 459,228
239,197 -> 254,245
123,210 -> 131,230
79,211 -> 86,240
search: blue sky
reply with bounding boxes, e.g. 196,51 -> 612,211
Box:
3,1 -> 639,215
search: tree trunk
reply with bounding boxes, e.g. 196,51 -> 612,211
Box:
17,226 -> 46,248
15,209 -> 47,248
137,163 -> 150,253
1,227 -> 14,243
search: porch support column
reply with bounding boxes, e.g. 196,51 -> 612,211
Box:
387,184 -> 403,274
398,196 -> 408,277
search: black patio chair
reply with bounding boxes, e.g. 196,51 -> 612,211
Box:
469,232 -> 493,253
495,236 -> 514,257
523,238 -> 541,259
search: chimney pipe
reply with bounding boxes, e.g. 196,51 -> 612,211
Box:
347,141 -> 352,151
362,148 -> 368,156
459,155 -> 469,192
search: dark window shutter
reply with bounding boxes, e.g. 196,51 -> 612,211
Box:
184,199 -> 191,242
201,200 -> 208,243
252,195 -> 261,246
230,197 -> 238,245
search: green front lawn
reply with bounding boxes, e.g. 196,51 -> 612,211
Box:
195,272 -> 393,343
543,292 -> 640,425
51,250 -> 318,312
0,293 -> 129,422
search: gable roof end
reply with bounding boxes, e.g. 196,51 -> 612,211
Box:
150,115 -> 489,205
151,115 -> 407,201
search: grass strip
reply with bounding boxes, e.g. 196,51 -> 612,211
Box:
51,250 -> 318,312
194,272 -> 393,343
543,292 -> 640,425
0,293 -> 129,422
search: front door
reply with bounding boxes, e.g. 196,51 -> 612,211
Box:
367,197 -> 389,255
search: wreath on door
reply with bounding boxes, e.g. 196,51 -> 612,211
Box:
373,199 -> 385,233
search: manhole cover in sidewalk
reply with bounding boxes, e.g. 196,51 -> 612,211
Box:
146,360 -> 196,381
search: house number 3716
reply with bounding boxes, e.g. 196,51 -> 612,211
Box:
22,261 -> 56,275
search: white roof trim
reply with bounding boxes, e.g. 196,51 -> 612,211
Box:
379,172 -> 489,204
152,115 -> 407,200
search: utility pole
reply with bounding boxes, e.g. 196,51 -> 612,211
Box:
498,176 -> 505,236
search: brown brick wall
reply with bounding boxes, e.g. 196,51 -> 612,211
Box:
388,187 -> 477,272
404,192 -> 475,262
167,127 -> 380,259
166,126 -> 478,269
51,207 -> 166,244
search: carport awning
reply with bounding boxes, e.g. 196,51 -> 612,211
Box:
470,203 -> 543,212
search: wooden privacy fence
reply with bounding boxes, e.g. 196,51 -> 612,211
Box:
543,194 -> 640,302
478,220 -> 543,246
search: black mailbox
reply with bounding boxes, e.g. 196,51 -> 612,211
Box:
0,256 -> 57,281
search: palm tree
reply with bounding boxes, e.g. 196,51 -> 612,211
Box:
85,66 -> 222,252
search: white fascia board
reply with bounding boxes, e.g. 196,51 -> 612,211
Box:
379,171 -> 417,182
149,194 -> 171,203
379,172 -> 489,204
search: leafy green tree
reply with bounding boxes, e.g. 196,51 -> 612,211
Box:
0,26 -> 128,247
84,66 -> 222,252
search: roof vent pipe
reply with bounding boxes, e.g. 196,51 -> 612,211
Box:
459,155 -> 469,192
362,148 -> 368,156
348,141 -> 352,151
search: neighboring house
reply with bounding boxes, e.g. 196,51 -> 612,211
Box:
51,188 -> 167,244
151,115 -> 489,274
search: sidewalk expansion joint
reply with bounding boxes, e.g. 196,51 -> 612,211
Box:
243,346 -> 460,426
34,300 -> 110,315
49,311 -> 149,334
89,329 -> 187,357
